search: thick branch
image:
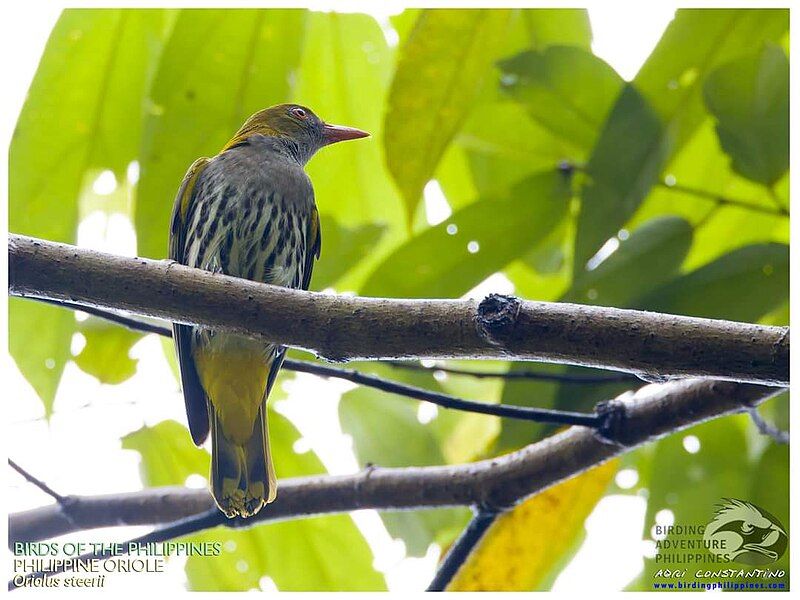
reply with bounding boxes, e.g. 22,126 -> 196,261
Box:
8,235 -> 789,385
41,296 -> 638,386
27,297 -> 605,427
9,379 -> 781,545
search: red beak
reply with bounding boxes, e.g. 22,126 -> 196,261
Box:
322,123 -> 370,144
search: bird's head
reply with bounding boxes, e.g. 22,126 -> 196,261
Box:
226,103 -> 369,164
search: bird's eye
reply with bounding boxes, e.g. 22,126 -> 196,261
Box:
291,107 -> 307,120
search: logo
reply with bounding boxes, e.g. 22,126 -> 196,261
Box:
703,499 -> 787,565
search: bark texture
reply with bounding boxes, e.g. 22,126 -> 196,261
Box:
8,234 -> 789,385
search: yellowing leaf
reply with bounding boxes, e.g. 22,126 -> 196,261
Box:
385,9 -> 513,225
448,459 -> 619,591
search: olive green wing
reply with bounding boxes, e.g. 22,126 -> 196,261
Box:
168,157 -> 211,446
302,206 -> 322,291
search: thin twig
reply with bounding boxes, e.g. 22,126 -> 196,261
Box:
289,360 -> 603,427
427,507 -> 499,591
386,360 -> 638,384
747,407 -> 789,444
36,297 -> 172,336
8,460 -> 68,505
568,161 -> 788,218
24,296 -> 605,428
657,180 -> 789,217
767,185 -> 788,213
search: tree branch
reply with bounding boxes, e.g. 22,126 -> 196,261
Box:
9,378 -> 782,547
26,296 -> 605,427
8,460 -> 69,505
287,360 -> 604,426
39,296 -> 637,386
8,234 -> 789,385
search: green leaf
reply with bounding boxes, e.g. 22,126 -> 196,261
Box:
443,10 -> 594,201
10,9 -> 167,413
750,443 -> 789,556
635,416 -> 750,589
494,363 -> 574,454
636,243 -> 788,321
703,44 -> 788,186
634,8 -> 788,155
73,317 -> 144,385
135,9 -> 307,260
454,101 -> 580,198
566,216 -> 693,307
8,300 -> 74,415
186,511 -> 385,591
572,9 -> 788,281
521,9 -> 592,50
498,46 -> 623,153
124,414 -> 384,591
389,9 -> 422,46
309,217 -> 385,291
339,364 -> 469,557
429,360 -> 505,464
435,144 -> 479,210
747,438 -> 789,589
295,12 -> 404,232
362,170 -> 571,298
122,419 -> 209,487
628,118 -> 788,262
12,10 -> 166,219
574,85 -> 668,277
385,9 -> 514,224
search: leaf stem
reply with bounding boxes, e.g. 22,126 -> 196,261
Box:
658,180 -> 789,217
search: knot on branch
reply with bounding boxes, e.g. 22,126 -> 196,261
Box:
475,294 -> 521,346
593,399 -> 629,447
771,327 -> 790,363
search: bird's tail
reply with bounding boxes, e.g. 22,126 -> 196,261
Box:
209,402 -> 276,518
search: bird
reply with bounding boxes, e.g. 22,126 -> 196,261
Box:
168,104 -> 368,518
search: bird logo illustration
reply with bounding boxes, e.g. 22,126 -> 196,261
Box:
703,499 -> 787,565
168,104 -> 368,518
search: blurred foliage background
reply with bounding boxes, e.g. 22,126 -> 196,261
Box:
9,8 -> 789,591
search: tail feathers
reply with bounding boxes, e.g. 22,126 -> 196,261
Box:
210,403 -> 276,518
